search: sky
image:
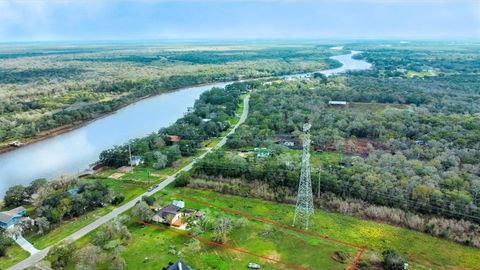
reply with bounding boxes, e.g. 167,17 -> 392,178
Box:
0,0 -> 479,42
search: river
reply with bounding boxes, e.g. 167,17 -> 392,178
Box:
0,50 -> 370,196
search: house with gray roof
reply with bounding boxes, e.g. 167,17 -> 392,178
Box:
0,207 -> 26,229
152,204 -> 181,224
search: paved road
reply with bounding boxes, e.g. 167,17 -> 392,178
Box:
8,94 -> 250,270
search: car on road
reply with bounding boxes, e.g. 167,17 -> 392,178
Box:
147,184 -> 159,192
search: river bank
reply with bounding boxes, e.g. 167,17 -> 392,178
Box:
0,67 -> 330,155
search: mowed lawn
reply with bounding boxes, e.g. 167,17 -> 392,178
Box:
122,189 -> 359,270
168,188 -> 480,270
25,206 -> 113,250
57,187 -> 479,270
122,220 -> 357,270
0,245 -> 29,269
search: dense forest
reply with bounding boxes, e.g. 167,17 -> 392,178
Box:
0,43 -> 339,145
189,42 -> 480,246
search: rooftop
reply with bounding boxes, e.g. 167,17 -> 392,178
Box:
164,260 -> 193,270
0,207 -> 26,223
156,204 -> 181,219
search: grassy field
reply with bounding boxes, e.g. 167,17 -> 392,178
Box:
405,70 -> 437,78
0,245 -> 29,269
62,187 -> 480,270
160,188 -> 480,270
66,187 -> 360,270
25,206 -> 113,250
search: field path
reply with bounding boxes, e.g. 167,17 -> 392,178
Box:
8,94 -> 250,270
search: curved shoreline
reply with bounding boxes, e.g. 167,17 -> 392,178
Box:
0,81 -> 230,154
0,63 -> 341,155
0,51 -> 370,195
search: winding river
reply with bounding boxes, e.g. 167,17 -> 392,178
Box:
0,50 -> 371,196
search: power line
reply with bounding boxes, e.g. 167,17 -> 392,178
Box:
190,164 -> 480,222
293,123 -> 314,229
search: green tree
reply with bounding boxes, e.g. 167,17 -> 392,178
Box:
131,201 -> 152,222
4,185 -> 28,207
0,232 -> 13,257
213,216 -> 233,243
382,250 -> 407,270
47,241 -> 76,270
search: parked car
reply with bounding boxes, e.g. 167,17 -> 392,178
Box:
247,263 -> 261,269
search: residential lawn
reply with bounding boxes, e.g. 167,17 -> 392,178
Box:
120,220 -> 355,270
0,244 -> 29,269
25,206 -> 112,249
101,178 -> 146,202
164,188 -> 480,270
59,187 -> 480,269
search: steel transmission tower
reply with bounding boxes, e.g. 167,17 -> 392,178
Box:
293,123 -> 314,229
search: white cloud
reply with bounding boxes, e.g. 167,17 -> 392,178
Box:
0,0 -> 107,41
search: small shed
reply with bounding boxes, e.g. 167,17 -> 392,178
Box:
254,148 -> 271,158
172,200 -> 185,208
130,155 -> 143,167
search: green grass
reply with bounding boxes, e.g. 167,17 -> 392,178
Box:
101,178 -> 147,202
57,187 -> 480,269
311,151 -> 342,165
25,206 -> 113,249
0,244 -> 29,269
405,70 -> 437,78
168,188 -> 480,270
121,220 -> 355,270
70,187 -> 357,270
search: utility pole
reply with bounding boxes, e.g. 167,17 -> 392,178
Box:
128,144 -> 132,166
317,167 -> 321,199
147,169 -> 150,185
293,123 -> 314,230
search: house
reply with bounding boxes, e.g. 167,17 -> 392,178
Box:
152,201 -> 204,229
273,135 -> 299,149
68,187 -> 80,196
152,204 -> 182,224
254,148 -> 271,158
0,207 -> 26,229
328,101 -> 347,106
166,135 -> 181,145
130,155 -> 143,167
163,260 -> 193,270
